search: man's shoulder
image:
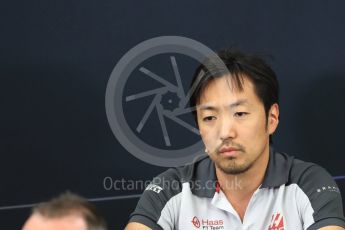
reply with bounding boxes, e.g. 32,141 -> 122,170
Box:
272,151 -> 337,192
285,153 -> 333,186
274,151 -> 345,229
128,157 -> 213,230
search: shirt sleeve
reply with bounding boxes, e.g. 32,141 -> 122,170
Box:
295,164 -> 345,230
128,169 -> 182,230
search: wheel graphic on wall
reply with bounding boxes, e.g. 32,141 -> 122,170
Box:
105,36 -> 228,167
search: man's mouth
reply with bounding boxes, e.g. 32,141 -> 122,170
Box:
219,147 -> 241,157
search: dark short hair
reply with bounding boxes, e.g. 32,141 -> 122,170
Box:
32,192 -> 107,230
189,49 -> 279,141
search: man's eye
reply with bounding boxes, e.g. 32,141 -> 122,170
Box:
203,116 -> 216,122
234,112 -> 249,118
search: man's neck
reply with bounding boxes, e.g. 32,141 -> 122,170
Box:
215,146 -> 270,220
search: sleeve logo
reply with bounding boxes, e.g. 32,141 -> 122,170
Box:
145,184 -> 163,194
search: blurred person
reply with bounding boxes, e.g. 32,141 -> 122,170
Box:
22,192 -> 107,230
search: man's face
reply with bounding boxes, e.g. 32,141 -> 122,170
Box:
196,76 -> 279,174
22,213 -> 87,230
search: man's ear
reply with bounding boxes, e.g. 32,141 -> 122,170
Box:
268,103 -> 279,135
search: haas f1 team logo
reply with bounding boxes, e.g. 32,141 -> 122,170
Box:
191,216 -> 224,229
191,216 -> 201,228
268,212 -> 284,230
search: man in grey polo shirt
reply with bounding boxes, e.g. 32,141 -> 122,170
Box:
125,50 -> 345,230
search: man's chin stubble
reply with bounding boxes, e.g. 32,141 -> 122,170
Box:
216,159 -> 252,175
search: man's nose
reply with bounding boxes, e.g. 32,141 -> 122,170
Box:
219,116 -> 236,141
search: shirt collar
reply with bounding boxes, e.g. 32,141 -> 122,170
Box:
189,154 -> 217,198
190,146 -> 293,197
260,147 -> 293,188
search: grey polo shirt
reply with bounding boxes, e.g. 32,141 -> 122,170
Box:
129,148 -> 345,230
